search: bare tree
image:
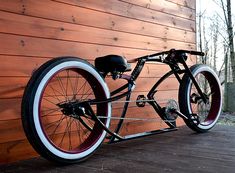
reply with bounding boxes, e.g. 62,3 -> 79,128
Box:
203,20 -> 209,64
197,0 -> 207,64
221,0 -> 235,81
224,43 -> 229,110
211,15 -> 220,71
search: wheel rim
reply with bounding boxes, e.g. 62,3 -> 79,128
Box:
189,70 -> 221,127
36,64 -> 108,156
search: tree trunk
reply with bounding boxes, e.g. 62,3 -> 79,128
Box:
224,49 -> 228,111
213,17 -> 219,71
227,0 -> 235,81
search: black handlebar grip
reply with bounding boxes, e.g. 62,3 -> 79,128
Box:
174,50 -> 205,56
188,51 -> 205,56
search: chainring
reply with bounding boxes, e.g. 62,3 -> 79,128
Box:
165,99 -> 179,120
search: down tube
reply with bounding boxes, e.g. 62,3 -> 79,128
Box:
147,70 -> 175,98
109,85 -> 133,143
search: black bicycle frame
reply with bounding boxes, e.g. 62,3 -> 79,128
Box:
86,49 -> 206,143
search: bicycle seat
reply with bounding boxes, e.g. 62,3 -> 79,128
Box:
95,55 -> 131,73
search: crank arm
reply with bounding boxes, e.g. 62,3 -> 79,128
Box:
171,109 -> 200,125
171,109 -> 188,120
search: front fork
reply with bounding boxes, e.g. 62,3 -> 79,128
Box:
181,61 -> 208,104
147,62 -> 204,126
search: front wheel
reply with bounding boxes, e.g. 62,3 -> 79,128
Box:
21,57 -> 111,164
179,64 -> 222,133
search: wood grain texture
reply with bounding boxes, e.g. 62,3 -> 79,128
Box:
167,0 -> 196,9
0,0 -> 196,163
53,0 -> 195,31
0,33 -> 158,60
2,126 -> 235,172
0,11 -> 196,45
0,139 -> 37,163
120,0 -> 195,19
0,0 -> 196,32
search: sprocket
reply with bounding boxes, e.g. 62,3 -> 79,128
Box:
165,99 -> 179,120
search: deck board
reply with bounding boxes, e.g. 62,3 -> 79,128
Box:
1,125 -> 235,172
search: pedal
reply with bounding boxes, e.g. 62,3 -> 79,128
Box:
190,114 -> 200,125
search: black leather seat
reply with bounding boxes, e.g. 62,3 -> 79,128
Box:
95,55 -> 131,73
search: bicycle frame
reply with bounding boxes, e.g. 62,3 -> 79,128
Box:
21,47 -> 223,163
84,49 -> 206,143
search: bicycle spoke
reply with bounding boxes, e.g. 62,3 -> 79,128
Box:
68,117 -> 74,150
41,107 -> 61,117
56,74 -> 68,101
58,116 -> 71,148
47,82 -> 64,102
83,89 -> 95,100
42,96 -> 60,106
45,114 -> 66,136
78,117 -> 93,131
68,72 -> 77,99
75,119 -> 83,144
73,78 -> 88,99
64,70 -> 69,101
74,74 -> 81,97
46,116 -> 65,130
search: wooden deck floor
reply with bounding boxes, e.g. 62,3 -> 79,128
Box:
1,125 -> 235,173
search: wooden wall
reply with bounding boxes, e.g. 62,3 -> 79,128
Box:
0,0 -> 196,163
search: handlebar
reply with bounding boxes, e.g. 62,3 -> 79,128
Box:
176,49 -> 205,56
128,49 -> 205,63
164,49 -> 204,63
159,49 -> 204,56
148,49 -> 205,58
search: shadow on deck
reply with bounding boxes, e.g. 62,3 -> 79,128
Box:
1,125 -> 235,173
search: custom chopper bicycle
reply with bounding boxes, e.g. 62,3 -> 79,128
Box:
21,49 -> 222,164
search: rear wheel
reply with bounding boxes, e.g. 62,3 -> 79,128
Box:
179,64 -> 222,132
21,57 -> 111,164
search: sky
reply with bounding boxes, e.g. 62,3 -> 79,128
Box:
196,0 -> 235,70
197,0 -> 235,15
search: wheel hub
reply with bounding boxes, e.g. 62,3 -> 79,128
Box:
57,101 -> 86,118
